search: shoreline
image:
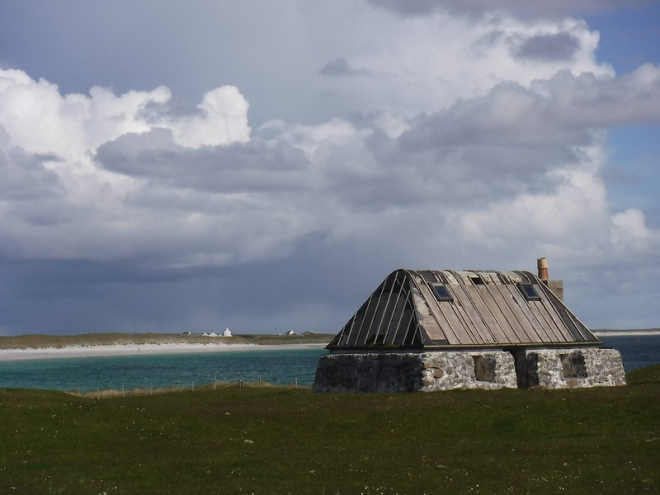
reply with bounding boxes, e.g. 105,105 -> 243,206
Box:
0,342 -> 328,363
0,330 -> 657,362
594,330 -> 660,337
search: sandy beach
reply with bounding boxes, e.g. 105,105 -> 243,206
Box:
0,342 -> 328,362
0,331 -> 656,362
594,330 -> 660,337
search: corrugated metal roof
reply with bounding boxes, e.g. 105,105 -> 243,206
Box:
328,269 -> 600,350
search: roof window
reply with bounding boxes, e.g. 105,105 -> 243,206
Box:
519,283 -> 541,301
431,284 -> 453,302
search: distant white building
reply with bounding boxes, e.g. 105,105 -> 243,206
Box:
223,327 -> 232,337
286,330 -> 297,336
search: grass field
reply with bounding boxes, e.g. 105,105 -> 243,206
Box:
0,365 -> 658,494
0,332 -> 334,349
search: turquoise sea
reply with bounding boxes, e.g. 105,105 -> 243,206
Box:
0,348 -> 327,393
0,335 -> 658,393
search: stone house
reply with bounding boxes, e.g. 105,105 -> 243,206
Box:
313,259 -> 626,392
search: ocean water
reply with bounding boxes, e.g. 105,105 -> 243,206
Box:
0,348 -> 328,393
599,334 -> 660,371
0,335 -> 658,393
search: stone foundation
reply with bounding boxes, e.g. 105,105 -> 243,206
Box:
313,348 -> 626,392
521,348 -> 626,389
420,351 -> 517,391
312,351 -> 517,393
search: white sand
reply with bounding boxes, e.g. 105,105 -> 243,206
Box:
1,330 -> 656,362
0,343 -> 327,362
594,330 -> 660,337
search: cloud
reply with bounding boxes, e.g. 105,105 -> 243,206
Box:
402,64 -> 660,152
0,0 -> 659,334
364,0 -> 649,18
308,15 -> 611,124
513,32 -> 581,61
533,64 -> 660,127
96,129 -> 309,193
611,208 -> 654,251
0,69 -> 260,267
165,87 -> 250,148
2,63 -> 659,273
0,133 -> 63,201
319,58 -> 374,77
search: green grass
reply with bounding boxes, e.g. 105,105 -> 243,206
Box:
0,332 -> 334,349
1,366 -> 659,494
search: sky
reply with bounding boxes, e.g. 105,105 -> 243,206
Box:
0,0 -> 658,336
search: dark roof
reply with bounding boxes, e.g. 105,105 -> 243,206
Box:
328,269 -> 600,350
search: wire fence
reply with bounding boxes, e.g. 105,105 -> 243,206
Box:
69,375 -> 306,399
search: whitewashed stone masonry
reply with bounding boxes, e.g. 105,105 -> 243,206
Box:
523,348 -> 626,389
312,351 -> 518,393
312,348 -> 627,392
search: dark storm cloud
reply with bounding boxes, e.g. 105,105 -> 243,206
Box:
513,32 -> 581,61
402,65 -> 660,151
96,128 -> 309,193
533,66 -> 660,127
400,82 -> 592,149
319,58 -> 373,77
0,232 -> 402,335
0,141 -> 63,201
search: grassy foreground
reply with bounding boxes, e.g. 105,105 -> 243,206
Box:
0,332 -> 334,349
1,366 -> 659,495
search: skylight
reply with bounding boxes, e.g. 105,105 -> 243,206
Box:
519,283 -> 541,301
431,284 -> 453,302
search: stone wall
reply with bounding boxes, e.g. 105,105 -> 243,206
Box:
313,347 -> 627,392
312,353 -> 423,393
522,348 -> 626,389
312,351 -> 517,393
419,351 -> 517,391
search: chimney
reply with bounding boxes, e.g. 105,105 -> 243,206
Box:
537,257 -> 548,281
536,257 -> 563,300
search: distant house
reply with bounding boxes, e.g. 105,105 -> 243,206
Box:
313,259 -> 626,392
286,330 -> 297,336
223,328 -> 232,337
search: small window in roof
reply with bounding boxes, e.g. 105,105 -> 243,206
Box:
431,284 -> 453,302
519,283 -> 541,301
